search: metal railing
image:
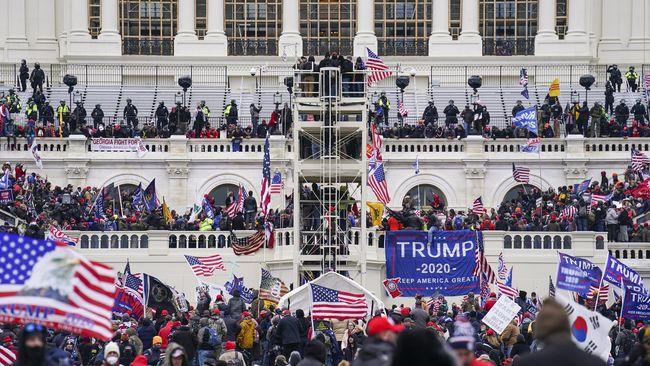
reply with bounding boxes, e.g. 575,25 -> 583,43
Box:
302,39 -> 354,57
482,38 -> 535,56
122,39 -> 174,56
293,70 -> 367,99
378,39 -> 429,56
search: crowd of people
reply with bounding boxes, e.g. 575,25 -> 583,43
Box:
3,286 -> 650,366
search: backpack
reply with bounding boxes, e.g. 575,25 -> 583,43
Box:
226,356 -> 244,366
202,326 -> 221,347
453,216 -> 463,229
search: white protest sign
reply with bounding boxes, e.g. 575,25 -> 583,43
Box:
482,295 -> 522,334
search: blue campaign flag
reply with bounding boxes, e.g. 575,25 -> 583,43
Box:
224,275 -> 254,303
132,183 -> 144,212
202,197 -> 215,219
505,267 -> 513,287
556,252 -> 602,296
603,255 -> 646,289
143,179 -> 158,213
512,107 -> 538,135
576,179 -> 592,194
385,230 -> 480,296
622,283 -> 650,320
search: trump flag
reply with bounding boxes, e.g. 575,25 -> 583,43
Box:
0,233 -> 117,340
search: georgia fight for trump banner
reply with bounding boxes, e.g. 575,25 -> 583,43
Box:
556,252 -> 602,296
385,230 -> 479,296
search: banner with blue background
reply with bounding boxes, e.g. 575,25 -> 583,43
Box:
622,283 -> 650,320
556,252 -> 602,296
385,230 -> 480,296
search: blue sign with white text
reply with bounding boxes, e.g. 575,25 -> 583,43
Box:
556,252 -> 602,296
385,230 -> 479,296
604,255 -> 645,289
512,107 -> 538,135
622,283 -> 650,320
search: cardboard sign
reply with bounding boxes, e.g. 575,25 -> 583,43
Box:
482,295 -> 522,334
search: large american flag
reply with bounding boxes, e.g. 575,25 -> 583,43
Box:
231,230 -> 266,255
473,233 -> 496,284
270,171 -> 283,194
0,233 -> 116,340
370,123 -> 383,161
259,268 -> 288,303
561,205 -> 577,220
311,284 -> 367,320
497,281 -> 518,299
368,158 -> 391,204
225,186 -> 246,219
124,272 -> 144,300
366,48 -> 392,86
184,254 -> 225,276
512,163 -> 530,184
472,197 -> 485,214
591,192 -> 613,206
261,133 -> 271,215
0,345 -> 16,366
631,149 -> 649,172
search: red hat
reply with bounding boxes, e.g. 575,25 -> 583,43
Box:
216,295 -> 223,301
225,341 -> 236,351
242,311 -> 251,318
400,307 -> 410,316
486,329 -> 495,336
130,355 -> 148,366
161,310 -> 168,316
489,292 -> 496,297
282,309 -> 290,316
212,308 -> 221,315
367,317 -> 405,336
2,336 -> 11,343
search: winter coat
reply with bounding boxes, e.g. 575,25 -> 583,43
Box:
138,323 -> 156,350
224,317 -> 242,342
170,325 -> 197,361
276,315 -> 302,345
500,320 -> 520,346
512,342 -> 605,366
163,343 -> 189,366
237,318 -> 256,349
351,338 -> 394,366
227,296 -> 245,319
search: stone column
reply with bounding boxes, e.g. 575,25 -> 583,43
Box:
278,0 -> 302,57
204,0 -> 228,55
353,0 -> 377,57
5,0 -> 29,51
36,0 -> 58,44
535,0 -> 558,39
176,0 -> 198,40
430,0 -> 451,39
566,0 -> 587,39
457,0 -> 482,55
97,0 -> 122,55
68,0 -> 91,39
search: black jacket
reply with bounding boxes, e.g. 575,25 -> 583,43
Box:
422,104 -> 438,125
170,325 -> 197,361
276,315 -> 302,345
512,343 -> 605,366
351,338 -> 394,366
138,322 -> 156,350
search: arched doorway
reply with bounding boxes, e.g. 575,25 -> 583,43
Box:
405,184 -> 447,210
501,184 -> 537,203
208,184 -> 241,207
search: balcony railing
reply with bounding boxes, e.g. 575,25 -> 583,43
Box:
378,39 -> 429,56
302,39 -> 354,57
122,39 -> 174,56
228,40 -> 278,56
482,38 -> 535,56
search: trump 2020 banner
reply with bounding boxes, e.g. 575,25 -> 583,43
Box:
603,255 -> 645,289
556,252 -> 602,296
112,287 -> 144,320
0,233 -> 116,340
622,283 -> 650,320
385,230 -> 479,296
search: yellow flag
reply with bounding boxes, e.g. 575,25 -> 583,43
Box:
549,78 -> 560,97
162,197 -> 173,225
366,202 -> 384,227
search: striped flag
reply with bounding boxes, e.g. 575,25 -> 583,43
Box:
310,284 -> 368,320
520,68 -> 529,99
370,123 -> 383,161
183,254 -> 225,277
561,205 -> 577,220
270,171 -> 283,194
397,100 -> 406,117
225,186 -> 245,219
0,233 -> 116,340
497,281 -> 518,299
549,276 -> 556,297
261,133 -> 271,215
259,268 -> 288,303
497,252 -> 508,282
472,197 -> 485,214
366,48 -> 392,86
0,345 -> 16,366
124,272 -> 144,301
591,192 -> 613,206
631,149 -> 649,173
512,163 -> 530,184
47,226 -> 79,246
368,158 -> 391,204
231,230 -> 266,255
588,284 -> 610,303
473,233 -> 496,284
480,273 -> 491,304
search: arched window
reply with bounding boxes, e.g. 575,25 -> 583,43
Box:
405,184 -> 447,210
208,184 -> 241,207
501,184 -> 537,204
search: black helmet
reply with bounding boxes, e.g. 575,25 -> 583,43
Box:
95,104 -> 101,108
34,63 -> 40,68
126,98 -> 132,103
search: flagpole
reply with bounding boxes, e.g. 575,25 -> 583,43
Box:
118,184 -> 124,216
593,268 -> 606,311
309,284 -> 316,340
619,278 -> 625,331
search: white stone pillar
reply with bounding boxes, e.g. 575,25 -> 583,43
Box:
566,0 -> 587,38
6,0 -> 29,50
353,0 -> 377,57
204,0 -> 228,55
535,0 -> 557,39
176,0 -> 198,39
430,0 -> 451,38
278,0 -> 302,57
96,0 -> 122,55
457,0 -> 481,55
68,0 -> 91,39
36,0 -> 58,43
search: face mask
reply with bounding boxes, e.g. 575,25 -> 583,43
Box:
106,356 -> 119,365
153,345 -> 161,350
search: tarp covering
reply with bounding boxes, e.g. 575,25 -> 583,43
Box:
278,272 -> 385,318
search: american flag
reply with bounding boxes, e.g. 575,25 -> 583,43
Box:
0,233 -> 116,340
480,273 -> 491,304
587,284 -> 609,303
231,230 -> 266,255
398,100 -> 408,117
270,171 -> 283,194
497,281 -> 518,299
497,252 -> 508,282
631,149 -> 649,172
366,48 -> 392,86
225,186 -> 246,219
561,205 -> 577,220
370,123 -> 383,161
310,284 -> 368,320
520,68 -> 529,99
591,192 -> 613,206
0,345 -> 16,366
264,221 -> 275,249
472,197 -> 485,214
184,254 -> 225,277
47,226 -> 78,246
512,163 -> 530,184
124,272 -> 144,301
259,268 -> 288,303
368,158 -> 391,204
261,133 -> 271,216
473,233 -> 496,284
549,275 -> 556,298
